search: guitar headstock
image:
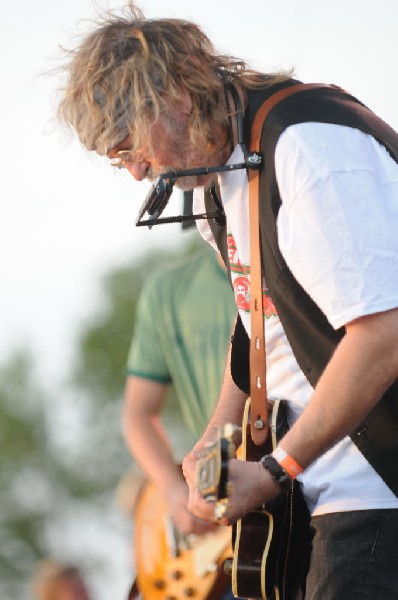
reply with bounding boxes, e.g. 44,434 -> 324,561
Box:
195,424 -> 239,503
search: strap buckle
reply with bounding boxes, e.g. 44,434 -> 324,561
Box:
245,151 -> 263,170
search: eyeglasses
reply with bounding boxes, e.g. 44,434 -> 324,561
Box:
110,150 -> 136,169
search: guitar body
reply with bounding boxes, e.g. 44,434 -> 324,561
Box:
196,399 -> 311,600
231,398 -> 311,600
133,477 -> 232,600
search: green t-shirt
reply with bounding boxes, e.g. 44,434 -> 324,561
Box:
126,246 -> 237,441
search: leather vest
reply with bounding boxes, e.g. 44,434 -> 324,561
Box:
205,81 -> 398,496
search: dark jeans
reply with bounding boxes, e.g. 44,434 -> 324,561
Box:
305,509 -> 398,600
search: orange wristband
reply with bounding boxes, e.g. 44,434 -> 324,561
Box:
272,447 -> 304,479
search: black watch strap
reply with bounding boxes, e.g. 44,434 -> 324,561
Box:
260,454 -> 292,494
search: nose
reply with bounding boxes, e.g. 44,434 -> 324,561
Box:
124,160 -> 150,181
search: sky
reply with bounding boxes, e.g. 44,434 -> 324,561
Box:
1,0 -> 397,384
1,0 -> 397,597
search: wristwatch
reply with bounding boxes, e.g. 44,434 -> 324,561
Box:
259,454 -> 292,494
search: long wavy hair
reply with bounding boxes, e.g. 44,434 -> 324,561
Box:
57,2 -> 291,156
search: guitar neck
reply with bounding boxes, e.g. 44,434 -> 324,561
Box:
196,424 -> 239,502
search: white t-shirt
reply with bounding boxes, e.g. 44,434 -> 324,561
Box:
194,122 -> 398,515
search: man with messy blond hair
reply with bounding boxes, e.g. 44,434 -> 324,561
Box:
57,3 -> 289,187
58,3 -> 398,599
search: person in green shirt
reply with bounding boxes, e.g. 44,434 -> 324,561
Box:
123,239 -> 236,536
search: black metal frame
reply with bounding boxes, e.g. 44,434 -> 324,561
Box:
135,84 -> 263,229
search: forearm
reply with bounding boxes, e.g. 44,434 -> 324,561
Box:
124,376 -> 217,535
198,347 -> 248,446
124,410 -> 184,493
280,308 -> 398,469
123,378 -> 184,498
188,309 -> 398,525
183,353 -> 247,491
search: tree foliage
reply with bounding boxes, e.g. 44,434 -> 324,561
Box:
0,234 -> 201,599
0,351 -> 69,598
71,235 -> 200,405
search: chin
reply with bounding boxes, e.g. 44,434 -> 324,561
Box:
175,173 -> 217,191
174,178 -> 196,191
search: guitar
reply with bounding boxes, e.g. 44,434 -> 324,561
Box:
196,398 -> 311,600
132,475 -> 232,600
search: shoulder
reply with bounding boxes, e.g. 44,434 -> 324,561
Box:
274,122 -> 394,200
142,247 -> 215,295
276,122 -> 386,171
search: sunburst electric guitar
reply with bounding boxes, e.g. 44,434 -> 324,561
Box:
196,398 -> 311,600
132,475 -> 232,600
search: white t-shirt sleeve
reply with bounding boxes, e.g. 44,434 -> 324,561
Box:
275,122 -> 398,329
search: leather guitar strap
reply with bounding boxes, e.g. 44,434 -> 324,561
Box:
248,83 -> 334,444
